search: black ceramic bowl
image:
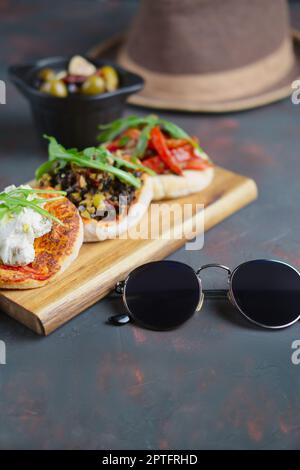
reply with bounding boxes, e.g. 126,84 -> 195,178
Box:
9,56 -> 144,149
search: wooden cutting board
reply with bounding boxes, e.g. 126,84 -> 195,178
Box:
0,167 -> 257,335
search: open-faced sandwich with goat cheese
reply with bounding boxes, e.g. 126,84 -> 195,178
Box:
0,185 -> 83,289
98,115 -> 214,200
36,136 -> 153,242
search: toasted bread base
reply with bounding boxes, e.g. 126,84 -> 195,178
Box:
151,167 -> 214,200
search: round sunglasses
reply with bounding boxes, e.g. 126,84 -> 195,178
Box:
109,259 -> 300,331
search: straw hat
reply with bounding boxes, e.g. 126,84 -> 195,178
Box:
88,0 -> 300,112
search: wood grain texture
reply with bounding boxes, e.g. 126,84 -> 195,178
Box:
0,167 -> 257,335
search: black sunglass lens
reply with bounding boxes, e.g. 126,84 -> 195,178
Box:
124,261 -> 201,330
231,260 -> 300,328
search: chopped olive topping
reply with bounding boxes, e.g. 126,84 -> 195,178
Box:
39,163 -> 142,221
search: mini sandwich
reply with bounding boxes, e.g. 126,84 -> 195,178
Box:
0,185 -> 83,289
36,136 -> 153,242
98,115 -> 214,200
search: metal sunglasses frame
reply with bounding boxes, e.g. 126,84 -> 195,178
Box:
109,259 -> 300,330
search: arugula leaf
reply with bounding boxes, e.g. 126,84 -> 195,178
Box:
157,119 -> 204,152
118,135 -> 130,147
0,207 -> 7,220
133,118 -> 158,160
98,116 -> 142,143
9,197 -> 65,226
84,144 -> 155,176
98,115 -> 159,160
36,136 -> 143,189
25,189 -> 66,195
111,155 -> 156,176
97,115 -> 158,143
157,119 -> 190,139
45,135 -> 71,161
82,147 -> 108,161
0,187 -> 67,226
97,115 -> 204,157
83,147 -> 97,159
35,160 -> 56,180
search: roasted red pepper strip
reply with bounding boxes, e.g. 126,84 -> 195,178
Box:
123,128 -> 141,140
170,144 -> 212,170
165,138 -> 190,149
143,156 -> 167,174
170,145 -> 195,162
106,128 -> 141,152
150,127 -> 183,175
183,158 -> 212,170
106,142 -> 119,152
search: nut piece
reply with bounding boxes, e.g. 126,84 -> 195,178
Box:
69,55 -> 96,77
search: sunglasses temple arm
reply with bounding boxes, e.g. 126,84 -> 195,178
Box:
203,289 -> 229,299
115,280 -> 125,294
107,281 -> 132,326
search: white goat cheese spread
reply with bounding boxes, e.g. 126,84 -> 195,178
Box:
0,185 -> 52,266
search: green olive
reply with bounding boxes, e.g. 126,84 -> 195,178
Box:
81,75 -> 106,95
40,79 -> 68,97
38,68 -> 55,81
101,66 -> 119,92
93,193 -> 105,209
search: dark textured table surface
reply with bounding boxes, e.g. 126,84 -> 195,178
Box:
1,0 -> 300,450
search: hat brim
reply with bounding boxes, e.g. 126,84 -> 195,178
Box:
87,30 -> 300,113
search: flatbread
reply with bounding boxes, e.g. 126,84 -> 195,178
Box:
0,196 -> 83,289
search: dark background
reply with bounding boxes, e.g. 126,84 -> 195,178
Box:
0,0 -> 300,450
